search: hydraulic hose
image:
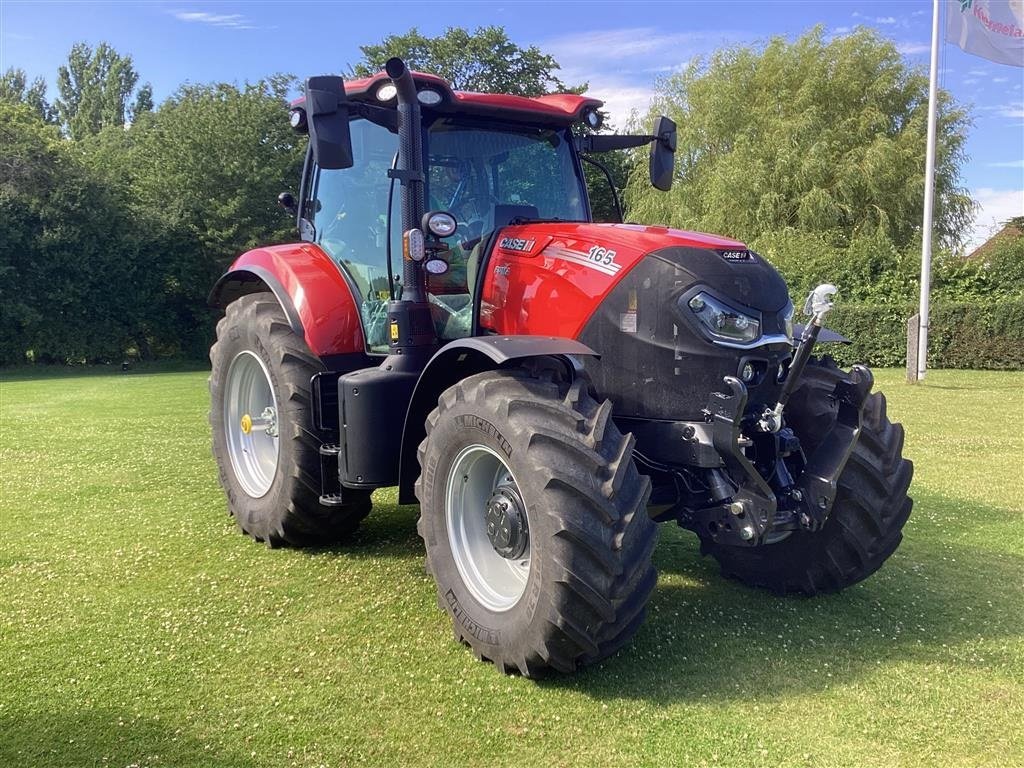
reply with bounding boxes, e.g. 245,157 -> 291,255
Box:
759,284 -> 837,433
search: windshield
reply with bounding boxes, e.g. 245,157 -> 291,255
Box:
426,119 -> 587,233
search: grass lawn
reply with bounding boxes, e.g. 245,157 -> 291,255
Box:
1,366 -> 1021,767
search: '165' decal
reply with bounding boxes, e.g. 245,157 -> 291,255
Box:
542,243 -> 623,276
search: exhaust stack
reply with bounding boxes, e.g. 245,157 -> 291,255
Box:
383,57 -> 437,357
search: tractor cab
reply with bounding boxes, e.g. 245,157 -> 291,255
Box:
288,68 -> 675,352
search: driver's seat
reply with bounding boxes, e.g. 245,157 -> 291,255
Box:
466,204 -> 539,291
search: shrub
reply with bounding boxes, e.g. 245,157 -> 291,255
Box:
822,300 -> 1024,370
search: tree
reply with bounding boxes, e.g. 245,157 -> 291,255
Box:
0,67 -> 54,122
351,26 -> 582,96
625,28 -> 973,259
55,42 -> 141,139
0,102 -> 144,363
94,75 -> 305,356
131,82 -> 154,121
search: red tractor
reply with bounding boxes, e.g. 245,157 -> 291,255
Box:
209,59 -> 913,676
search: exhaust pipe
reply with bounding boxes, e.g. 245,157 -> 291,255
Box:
385,57 -> 428,306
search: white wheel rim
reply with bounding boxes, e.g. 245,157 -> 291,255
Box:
224,350 -> 279,498
445,444 -> 531,612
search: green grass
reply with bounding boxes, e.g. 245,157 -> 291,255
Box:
1,368 -> 1021,768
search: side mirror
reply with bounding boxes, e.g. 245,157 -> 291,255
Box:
305,75 -> 353,170
649,115 -> 676,192
277,191 -> 297,215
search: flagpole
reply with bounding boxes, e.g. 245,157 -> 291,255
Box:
917,0 -> 941,380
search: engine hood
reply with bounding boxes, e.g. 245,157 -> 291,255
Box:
479,220 -> 787,339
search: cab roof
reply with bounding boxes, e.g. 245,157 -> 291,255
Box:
294,70 -> 603,127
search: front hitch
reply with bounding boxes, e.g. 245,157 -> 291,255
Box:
692,364 -> 874,546
687,282 -> 874,546
696,377 -> 778,545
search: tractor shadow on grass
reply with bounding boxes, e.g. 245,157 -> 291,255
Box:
299,497 -> 426,569
541,498 -> 1023,705
0,710 -> 256,768
298,493 -> 1021,705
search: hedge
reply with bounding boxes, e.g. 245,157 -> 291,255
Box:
821,300 -> 1024,370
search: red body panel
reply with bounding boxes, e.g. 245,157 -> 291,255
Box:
227,243 -> 364,356
292,71 -> 602,125
480,223 -> 747,338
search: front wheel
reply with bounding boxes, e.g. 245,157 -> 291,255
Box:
415,368 -> 658,676
701,357 -> 913,594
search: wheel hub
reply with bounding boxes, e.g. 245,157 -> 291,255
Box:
240,406 -> 278,437
484,486 -> 528,559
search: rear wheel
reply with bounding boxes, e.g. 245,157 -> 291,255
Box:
702,357 -> 913,594
209,293 -> 371,546
415,367 -> 658,676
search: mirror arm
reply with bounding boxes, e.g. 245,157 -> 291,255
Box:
575,134 -> 655,153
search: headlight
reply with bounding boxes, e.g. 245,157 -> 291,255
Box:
684,292 -> 761,345
781,300 -> 794,340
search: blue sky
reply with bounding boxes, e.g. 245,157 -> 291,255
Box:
2,0 -> 1021,249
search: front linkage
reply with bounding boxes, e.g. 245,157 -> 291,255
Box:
676,284 -> 874,547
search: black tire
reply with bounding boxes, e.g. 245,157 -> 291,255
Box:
701,357 -> 913,594
209,293 -> 371,546
415,367 -> 658,676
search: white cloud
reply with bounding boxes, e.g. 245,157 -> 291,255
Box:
544,28 -> 740,63
968,69 -> 990,77
896,41 -> 931,55
852,11 -> 900,25
171,11 -> 257,29
542,27 -> 742,129
967,188 -> 1024,251
993,77 -> 1010,83
988,160 -> 1024,168
583,77 -> 659,128
997,101 -> 1024,119
963,78 -> 980,85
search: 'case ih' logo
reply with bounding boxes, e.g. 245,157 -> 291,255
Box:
498,237 -> 535,252
719,249 -> 753,262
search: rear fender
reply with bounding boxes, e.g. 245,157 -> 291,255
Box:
397,336 -> 597,504
209,243 -> 366,358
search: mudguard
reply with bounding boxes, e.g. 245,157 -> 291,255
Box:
209,243 -> 365,358
396,336 -> 597,504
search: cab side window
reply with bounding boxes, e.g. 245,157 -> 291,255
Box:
309,119 -> 400,353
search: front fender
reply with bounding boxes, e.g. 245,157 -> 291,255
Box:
209,243 -> 365,357
396,336 -> 597,504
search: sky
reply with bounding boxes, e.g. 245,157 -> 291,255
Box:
1,0 -> 1022,250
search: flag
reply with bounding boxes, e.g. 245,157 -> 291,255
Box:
945,0 -> 1024,66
